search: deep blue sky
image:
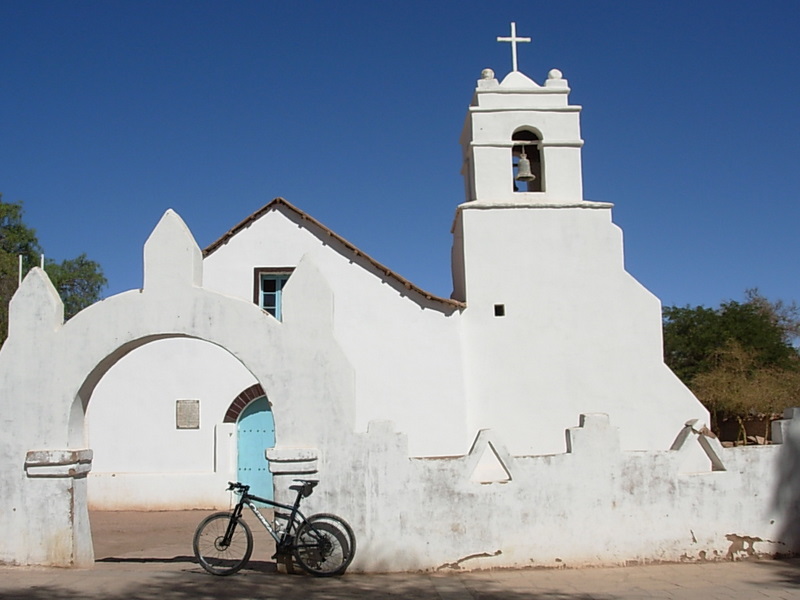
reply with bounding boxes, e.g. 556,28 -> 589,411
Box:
2,1 -> 798,308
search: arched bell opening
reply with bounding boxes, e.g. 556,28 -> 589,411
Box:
512,129 -> 542,192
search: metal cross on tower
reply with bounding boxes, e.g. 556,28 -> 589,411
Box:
497,22 -> 531,72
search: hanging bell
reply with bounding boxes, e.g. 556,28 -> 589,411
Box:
515,148 -> 536,182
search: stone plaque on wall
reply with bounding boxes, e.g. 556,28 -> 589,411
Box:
176,399 -> 200,429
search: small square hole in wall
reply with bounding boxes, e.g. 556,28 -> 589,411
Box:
494,304 -> 505,317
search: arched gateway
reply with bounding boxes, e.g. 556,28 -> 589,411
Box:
0,210 -> 354,566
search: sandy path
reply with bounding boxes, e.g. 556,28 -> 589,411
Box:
90,509 -> 276,563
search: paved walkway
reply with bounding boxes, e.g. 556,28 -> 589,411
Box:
1,511 -> 799,599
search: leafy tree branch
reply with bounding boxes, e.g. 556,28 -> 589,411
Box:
0,195 -> 107,344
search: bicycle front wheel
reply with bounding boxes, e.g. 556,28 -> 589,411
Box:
293,515 -> 355,576
193,512 -> 253,576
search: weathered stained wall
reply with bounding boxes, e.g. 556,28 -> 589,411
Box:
302,412 -> 800,572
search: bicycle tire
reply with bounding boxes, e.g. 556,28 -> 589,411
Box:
193,512 -> 253,576
306,513 -> 357,563
293,514 -> 356,576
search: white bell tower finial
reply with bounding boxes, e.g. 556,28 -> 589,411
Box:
497,22 -> 531,72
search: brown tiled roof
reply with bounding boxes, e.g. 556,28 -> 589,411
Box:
203,197 -> 465,311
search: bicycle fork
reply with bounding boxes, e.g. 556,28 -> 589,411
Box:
222,502 -> 247,547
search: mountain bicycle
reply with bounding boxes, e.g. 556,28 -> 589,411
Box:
193,479 -> 356,577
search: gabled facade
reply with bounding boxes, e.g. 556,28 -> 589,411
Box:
87,197 -> 470,509
200,197 -> 469,460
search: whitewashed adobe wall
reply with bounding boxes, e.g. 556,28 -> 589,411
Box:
87,64 -> 709,515
201,206 -> 468,457
2,207 -> 800,571
86,339 -> 258,510
454,203 -> 703,454
0,211 -> 361,565
344,411 -> 800,571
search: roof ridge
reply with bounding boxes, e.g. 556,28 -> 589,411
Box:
203,198 -> 465,311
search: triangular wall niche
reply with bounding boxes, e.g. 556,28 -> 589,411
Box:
470,442 -> 511,484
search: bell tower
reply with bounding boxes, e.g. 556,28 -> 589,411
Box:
459,23 -> 584,205
451,23 -> 703,459
452,23 -> 602,303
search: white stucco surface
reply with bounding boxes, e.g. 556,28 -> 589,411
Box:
86,339 -> 257,509
2,60 -> 796,573
335,412 -> 800,572
0,210 -> 358,564
454,203 -> 704,454
202,209 -> 467,457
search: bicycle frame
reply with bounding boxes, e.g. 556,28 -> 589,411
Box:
226,489 -> 310,552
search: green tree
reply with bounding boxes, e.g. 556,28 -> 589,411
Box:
692,341 -> 800,439
0,196 -> 107,344
663,291 -> 800,437
662,304 -> 722,383
0,197 -> 42,343
45,254 -> 107,320
664,293 -> 799,383
0,197 -> 42,261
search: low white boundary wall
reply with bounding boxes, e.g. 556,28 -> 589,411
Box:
286,412 -> 800,572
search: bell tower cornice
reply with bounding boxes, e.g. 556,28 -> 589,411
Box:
459,24 -> 586,206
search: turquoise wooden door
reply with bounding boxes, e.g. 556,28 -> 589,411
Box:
237,397 -> 275,501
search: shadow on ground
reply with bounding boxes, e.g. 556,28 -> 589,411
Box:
6,556 -> 800,600
753,556 -> 800,587
0,562 -> 609,600
95,555 -> 277,572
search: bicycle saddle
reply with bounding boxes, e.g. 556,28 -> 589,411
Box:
289,479 -> 318,497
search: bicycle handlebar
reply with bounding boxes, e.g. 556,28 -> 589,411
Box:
227,481 -> 250,493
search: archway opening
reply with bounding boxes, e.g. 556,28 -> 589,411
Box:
80,337 -> 268,560
512,129 -> 542,192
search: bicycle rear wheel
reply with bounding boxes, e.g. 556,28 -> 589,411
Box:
193,512 -> 253,576
306,513 -> 356,563
293,515 -> 355,576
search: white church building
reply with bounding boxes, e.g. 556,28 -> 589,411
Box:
3,24 -> 800,571
87,31 -> 706,512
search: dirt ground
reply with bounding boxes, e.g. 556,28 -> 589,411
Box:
2,511 -> 799,599
90,509 -> 277,564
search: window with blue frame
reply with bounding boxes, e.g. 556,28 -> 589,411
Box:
253,268 -> 293,321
